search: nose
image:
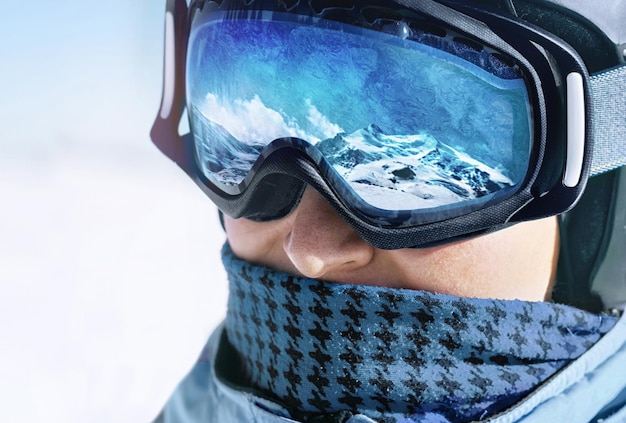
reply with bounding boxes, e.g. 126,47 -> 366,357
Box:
283,188 -> 375,279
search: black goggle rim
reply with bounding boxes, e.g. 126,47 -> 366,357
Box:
152,0 -> 592,249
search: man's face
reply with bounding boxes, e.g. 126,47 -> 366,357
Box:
224,186 -> 560,301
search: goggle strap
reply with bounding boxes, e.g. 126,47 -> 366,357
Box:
590,64 -> 626,176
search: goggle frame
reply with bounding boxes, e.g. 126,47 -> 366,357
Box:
152,0 -> 592,249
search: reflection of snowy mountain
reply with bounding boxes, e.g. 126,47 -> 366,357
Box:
192,106 -> 264,184
193,109 -> 513,210
317,124 -> 513,210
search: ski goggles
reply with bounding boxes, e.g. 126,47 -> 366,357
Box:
152,0 -> 626,249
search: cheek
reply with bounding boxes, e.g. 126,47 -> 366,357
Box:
223,217 -> 273,260
391,242 -> 501,297
223,216 -> 294,271
392,218 -> 559,300
436,219 -> 558,300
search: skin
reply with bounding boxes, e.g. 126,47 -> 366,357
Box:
225,187 -> 560,302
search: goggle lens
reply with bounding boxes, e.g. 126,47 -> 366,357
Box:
187,11 -> 532,217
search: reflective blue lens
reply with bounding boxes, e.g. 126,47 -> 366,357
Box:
187,11 -> 532,212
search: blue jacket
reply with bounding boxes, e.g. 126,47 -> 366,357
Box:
154,313 -> 626,423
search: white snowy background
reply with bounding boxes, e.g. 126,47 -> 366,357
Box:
0,1 -> 228,422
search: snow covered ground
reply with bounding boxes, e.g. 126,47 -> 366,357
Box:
1,2 -> 227,422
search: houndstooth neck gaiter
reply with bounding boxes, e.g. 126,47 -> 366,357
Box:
222,244 -> 617,422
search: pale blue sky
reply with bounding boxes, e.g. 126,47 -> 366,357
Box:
1,0 -> 164,157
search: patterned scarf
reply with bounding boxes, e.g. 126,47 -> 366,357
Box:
222,244 -> 617,422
